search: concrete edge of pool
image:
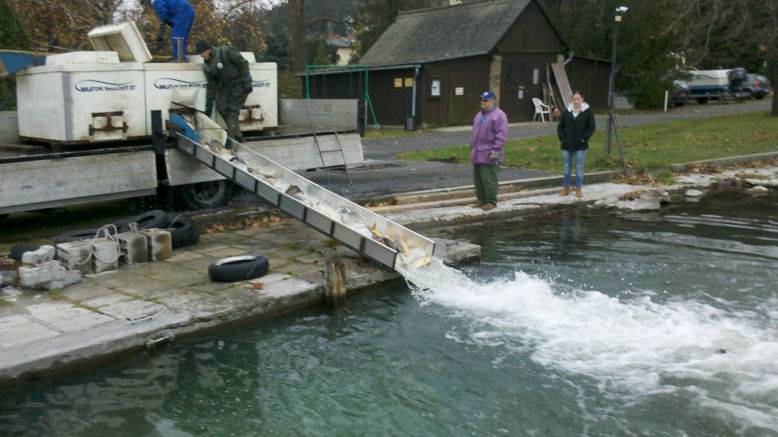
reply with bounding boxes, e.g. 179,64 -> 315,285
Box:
0,234 -> 480,387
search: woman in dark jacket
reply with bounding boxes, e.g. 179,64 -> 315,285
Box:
557,91 -> 596,198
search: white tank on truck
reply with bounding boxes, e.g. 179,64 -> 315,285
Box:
15,21 -> 278,145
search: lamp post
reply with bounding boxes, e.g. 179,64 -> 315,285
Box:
605,6 -> 628,173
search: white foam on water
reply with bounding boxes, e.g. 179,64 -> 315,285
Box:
403,259 -> 778,431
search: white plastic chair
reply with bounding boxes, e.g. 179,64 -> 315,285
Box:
532,98 -> 551,122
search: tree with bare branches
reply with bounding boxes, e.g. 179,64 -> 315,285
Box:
6,0 -> 128,51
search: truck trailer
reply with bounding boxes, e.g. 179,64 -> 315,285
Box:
0,22 -> 363,217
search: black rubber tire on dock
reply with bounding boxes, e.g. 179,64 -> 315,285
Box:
120,209 -> 170,231
9,244 -> 41,261
167,215 -> 200,249
208,255 -> 269,283
54,228 -> 102,244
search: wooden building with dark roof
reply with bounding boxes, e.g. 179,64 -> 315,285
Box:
303,0 -> 610,127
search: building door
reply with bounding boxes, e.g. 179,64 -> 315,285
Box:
446,69 -> 479,126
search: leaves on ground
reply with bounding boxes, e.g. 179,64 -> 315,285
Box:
202,214 -> 285,235
619,190 -> 644,201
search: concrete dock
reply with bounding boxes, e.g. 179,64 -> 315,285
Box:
0,219 -> 478,385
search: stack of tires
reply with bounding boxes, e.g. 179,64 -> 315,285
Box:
49,210 -> 200,249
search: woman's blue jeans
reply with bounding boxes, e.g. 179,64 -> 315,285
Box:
562,150 -> 587,188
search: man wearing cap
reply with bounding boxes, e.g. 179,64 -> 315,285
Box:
195,40 -> 253,147
148,0 -> 195,61
470,91 -> 508,210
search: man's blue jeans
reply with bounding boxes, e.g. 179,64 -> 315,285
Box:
562,150 -> 586,188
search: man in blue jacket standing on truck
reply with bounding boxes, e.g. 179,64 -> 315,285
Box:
149,0 -> 195,61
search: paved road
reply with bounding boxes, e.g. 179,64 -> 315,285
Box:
363,99 -> 773,160
231,160 -> 552,205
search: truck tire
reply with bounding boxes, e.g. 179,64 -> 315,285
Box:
167,214 -> 200,249
208,255 -> 269,283
9,244 -> 40,261
179,181 -> 234,210
54,228 -> 102,244
122,209 -> 170,231
696,97 -> 709,104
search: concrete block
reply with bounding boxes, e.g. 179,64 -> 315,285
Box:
117,231 -> 149,265
56,241 -> 92,274
139,229 -> 172,261
21,245 -> 56,266
92,238 -> 120,273
18,261 -> 82,290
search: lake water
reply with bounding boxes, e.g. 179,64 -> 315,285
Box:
1,192 -> 777,436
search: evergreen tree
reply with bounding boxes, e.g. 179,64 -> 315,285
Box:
311,40 -> 333,65
0,0 -> 28,110
0,0 -> 28,50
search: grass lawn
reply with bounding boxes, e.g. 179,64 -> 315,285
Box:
398,112 -> 778,173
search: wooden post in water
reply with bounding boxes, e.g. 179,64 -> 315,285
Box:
324,258 -> 346,306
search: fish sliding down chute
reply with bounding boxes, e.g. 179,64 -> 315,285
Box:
171,113 -> 435,272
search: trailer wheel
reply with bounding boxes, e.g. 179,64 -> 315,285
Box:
208,255 -> 269,282
179,181 -> 234,210
696,97 -> 709,104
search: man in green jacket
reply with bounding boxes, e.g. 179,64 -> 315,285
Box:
195,40 -> 253,147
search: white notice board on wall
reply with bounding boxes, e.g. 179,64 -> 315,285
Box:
430,79 -> 441,97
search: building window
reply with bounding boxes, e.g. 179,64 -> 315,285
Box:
404,77 -> 414,88
532,68 -> 540,85
394,78 -> 403,88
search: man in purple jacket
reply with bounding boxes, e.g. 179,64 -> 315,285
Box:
470,91 -> 508,210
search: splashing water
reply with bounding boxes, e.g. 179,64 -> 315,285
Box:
402,259 -> 778,431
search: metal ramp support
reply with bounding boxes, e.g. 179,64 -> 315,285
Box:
175,134 -> 435,272
304,103 -> 354,189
